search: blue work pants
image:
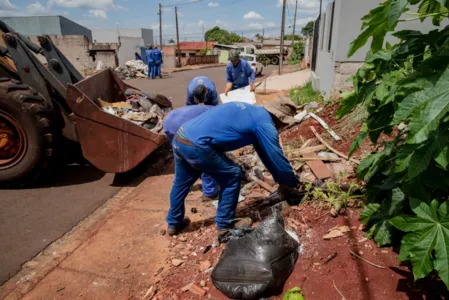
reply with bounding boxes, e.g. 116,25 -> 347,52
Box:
153,63 -> 162,78
167,139 -> 241,230
201,173 -> 217,197
147,62 -> 154,78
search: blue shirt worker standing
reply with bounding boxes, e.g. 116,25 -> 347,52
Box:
186,76 -> 219,106
145,45 -> 154,79
224,49 -> 256,96
166,98 -> 300,237
163,105 -> 218,201
152,47 -> 163,79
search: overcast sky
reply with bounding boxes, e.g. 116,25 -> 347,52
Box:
0,0 -> 332,41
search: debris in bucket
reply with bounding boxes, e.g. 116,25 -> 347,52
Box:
96,89 -> 172,133
114,60 -> 148,80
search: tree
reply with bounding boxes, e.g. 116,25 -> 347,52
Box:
301,21 -> 314,37
168,39 -> 175,44
255,33 -> 264,41
288,41 -> 305,64
204,26 -> 244,44
284,34 -> 302,41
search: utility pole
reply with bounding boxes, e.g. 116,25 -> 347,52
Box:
279,0 -> 287,74
175,6 -> 181,67
262,27 -> 264,46
158,3 -> 163,47
292,0 -> 298,41
202,23 -> 205,42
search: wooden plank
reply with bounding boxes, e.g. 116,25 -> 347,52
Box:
287,145 -> 327,156
310,126 -> 361,164
289,157 -> 341,162
302,152 -> 333,179
250,176 -> 276,193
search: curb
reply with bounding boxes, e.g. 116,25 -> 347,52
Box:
163,63 -> 226,73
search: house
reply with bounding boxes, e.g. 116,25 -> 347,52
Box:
162,41 -> 217,67
312,0 -> 445,99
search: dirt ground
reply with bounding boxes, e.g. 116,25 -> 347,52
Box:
131,102 -> 449,300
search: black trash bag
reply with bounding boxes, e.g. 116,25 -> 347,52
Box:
212,210 -> 299,299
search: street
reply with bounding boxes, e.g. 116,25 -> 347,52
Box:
128,65 -> 278,108
0,64 -> 277,285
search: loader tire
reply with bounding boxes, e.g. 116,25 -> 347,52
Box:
0,79 -> 56,187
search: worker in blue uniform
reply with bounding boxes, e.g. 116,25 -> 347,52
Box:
166,98 -> 300,236
186,76 -> 219,106
152,46 -> 163,79
224,49 -> 256,96
163,105 -> 218,201
145,45 -> 154,79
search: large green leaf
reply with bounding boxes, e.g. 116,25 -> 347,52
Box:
390,199 -> 449,288
348,123 -> 368,157
406,69 -> 449,144
387,0 -> 409,27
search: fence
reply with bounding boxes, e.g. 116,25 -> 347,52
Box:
185,55 -> 218,66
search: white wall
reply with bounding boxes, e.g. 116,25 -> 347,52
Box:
92,28 -> 153,46
117,36 -> 144,66
313,0 -> 447,99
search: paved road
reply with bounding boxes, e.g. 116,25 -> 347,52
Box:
0,64 -> 277,286
128,64 -> 278,108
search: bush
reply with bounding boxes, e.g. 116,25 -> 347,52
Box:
290,82 -> 322,106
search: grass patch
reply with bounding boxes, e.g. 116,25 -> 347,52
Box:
290,81 -> 323,106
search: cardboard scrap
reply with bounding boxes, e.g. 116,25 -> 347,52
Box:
323,225 -> 351,240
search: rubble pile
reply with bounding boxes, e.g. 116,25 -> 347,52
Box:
114,60 -> 148,80
96,89 -> 172,134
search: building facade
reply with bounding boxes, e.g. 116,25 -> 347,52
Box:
92,28 -> 154,47
312,0 -> 445,99
0,16 -> 92,42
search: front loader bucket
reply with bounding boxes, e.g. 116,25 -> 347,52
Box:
65,68 -> 167,173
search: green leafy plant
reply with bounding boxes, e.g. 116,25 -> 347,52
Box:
290,82 -> 323,106
288,41 -> 305,65
339,0 -> 449,288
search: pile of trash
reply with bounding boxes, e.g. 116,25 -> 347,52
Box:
96,89 -> 172,133
114,60 -> 148,80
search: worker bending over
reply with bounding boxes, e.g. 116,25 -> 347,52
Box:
166,98 -> 300,236
186,76 -> 219,106
224,50 -> 255,96
163,106 -> 218,202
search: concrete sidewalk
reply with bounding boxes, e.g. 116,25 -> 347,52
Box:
262,69 -> 311,91
0,159 -> 176,300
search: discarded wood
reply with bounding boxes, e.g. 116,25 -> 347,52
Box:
143,286 -> 157,299
250,176 -> 276,193
349,250 -> 387,269
324,252 -> 338,264
310,126 -> 361,164
301,139 -> 315,149
315,211 -> 330,220
333,280 -> 347,300
287,145 -> 327,156
293,162 -> 305,171
302,152 -> 333,179
289,157 -> 341,162
309,112 -> 341,141
181,283 -> 207,296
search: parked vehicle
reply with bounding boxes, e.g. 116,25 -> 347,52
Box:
240,54 -> 264,76
254,48 -> 288,65
0,21 -> 169,187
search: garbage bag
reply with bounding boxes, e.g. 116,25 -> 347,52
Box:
212,210 -> 299,299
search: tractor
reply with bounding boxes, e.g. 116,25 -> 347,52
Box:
0,21 -> 169,187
